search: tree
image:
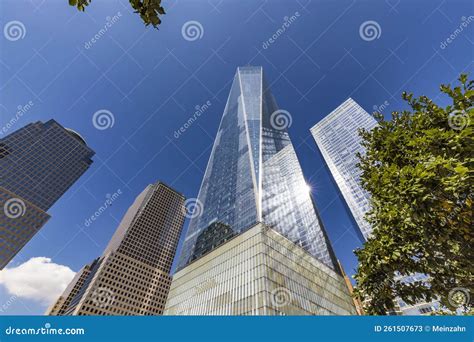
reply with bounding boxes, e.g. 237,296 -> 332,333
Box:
353,74 -> 473,315
69,0 -> 166,28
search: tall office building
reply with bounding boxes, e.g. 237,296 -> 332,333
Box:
310,98 -> 439,315
46,259 -> 98,316
49,182 -> 186,316
0,120 -> 94,269
310,98 -> 376,241
165,67 -> 356,315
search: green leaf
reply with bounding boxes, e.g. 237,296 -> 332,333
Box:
354,73 -> 473,315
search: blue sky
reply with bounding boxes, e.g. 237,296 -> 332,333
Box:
0,0 -> 472,315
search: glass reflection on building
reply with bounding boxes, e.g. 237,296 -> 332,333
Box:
178,66 -> 338,271
310,98 -> 376,241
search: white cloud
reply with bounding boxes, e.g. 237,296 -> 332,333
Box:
0,257 -> 75,305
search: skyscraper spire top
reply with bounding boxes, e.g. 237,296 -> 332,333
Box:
178,66 -> 338,270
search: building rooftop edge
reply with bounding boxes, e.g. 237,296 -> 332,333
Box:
310,97 -> 360,133
154,181 -> 186,199
64,128 -> 88,146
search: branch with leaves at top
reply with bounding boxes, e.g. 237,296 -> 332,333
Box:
69,0 -> 166,28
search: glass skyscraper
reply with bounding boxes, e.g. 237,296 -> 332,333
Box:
178,66 -> 338,271
0,120 -> 94,210
311,98 -> 440,315
310,98 -> 376,241
166,67 -> 356,315
0,120 -> 94,269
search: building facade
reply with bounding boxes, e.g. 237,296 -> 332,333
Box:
310,98 -> 439,315
0,187 -> 50,269
46,259 -> 97,315
392,274 -> 440,315
178,66 -> 338,272
310,98 -> 376,241
166,223 -> 356,315
167,67 -> 355,315
0,120 -> 94,269
49,182 -> 186,316
0,120 -> 95,211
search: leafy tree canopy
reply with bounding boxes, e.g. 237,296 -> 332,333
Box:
69,0 -> 165,28
354,74 -> 473,315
